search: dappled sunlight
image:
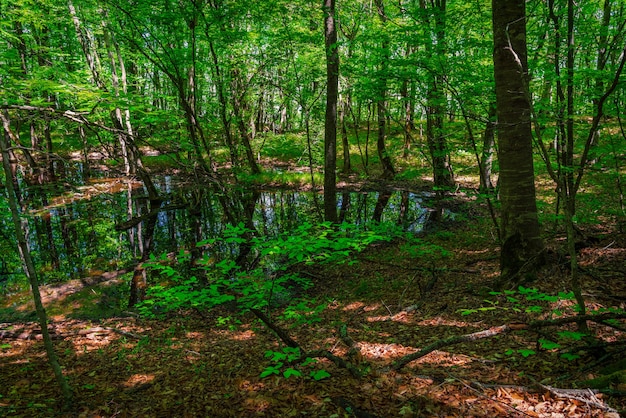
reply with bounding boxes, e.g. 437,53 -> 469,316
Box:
339,301 -> 382,313
367,310 -> 413,323
355,340 -> 475,367
239,379 -> 272,412
357,341 -> 409,360
185,331 -> 206,340
416,317 -> 482,328
123,373 -> 156,388
208,325 -> 257,342
340,301 -> 365,311
0,340 -> 33,363
230,329 -> 256,341
70,334 -> 115,354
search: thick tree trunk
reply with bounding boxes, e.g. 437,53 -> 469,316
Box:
492,0 -> 544,284
323,0 -> 339,223
424,0 -> 454,189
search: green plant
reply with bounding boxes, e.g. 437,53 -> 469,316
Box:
260,347 -> 330,380
457,286 -> 576,316
137,220 -> 398,318
459,287 -> 612,361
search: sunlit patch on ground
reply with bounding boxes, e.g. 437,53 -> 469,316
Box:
230,329 -> 256,341
358,341 -> 411,359
416,317 -> 481,328
340,301 -> 365,311
123,373 -> 155,388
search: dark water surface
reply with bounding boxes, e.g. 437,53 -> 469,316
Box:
5,171 -> 450,284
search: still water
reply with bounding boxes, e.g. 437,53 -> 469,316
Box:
3,172 -> 449,284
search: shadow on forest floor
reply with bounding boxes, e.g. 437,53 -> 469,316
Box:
1,218 -> 626,417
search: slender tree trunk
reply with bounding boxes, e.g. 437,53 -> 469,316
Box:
340,95 -> 351,173
492,0 -> 544,284
1,119 -> 73,408
480,103 -> 497,192
323,0 -> 339,223
374,0 -> 396,179
231,70 -> 261,174
209,42 -> 238,166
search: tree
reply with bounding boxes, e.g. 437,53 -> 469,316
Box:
492,0 -> 544,284
373,0 -> 396,180
0,112 -> 73,408
423,0 -> 454,189
323,0 -> 339,223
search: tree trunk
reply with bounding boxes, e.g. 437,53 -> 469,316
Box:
323,0 -> 339,223
480,103 -> 497,192
340,95 -> 351,173
492,0 -> 544,284
424,0 -> 454,189
374,0 -> 396,180
231,70 -> 261,174
1,119 -> 73,408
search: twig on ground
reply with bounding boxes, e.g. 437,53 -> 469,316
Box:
393,324 -> 512,370
450,374 -> 535,417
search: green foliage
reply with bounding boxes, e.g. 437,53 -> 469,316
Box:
261,347 -> 329,380
505,348 -> 536,358
137,221 -> 398,318
459,287 -> 577,316
462,287 -> 626,362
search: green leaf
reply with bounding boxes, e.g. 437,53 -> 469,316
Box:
260,365 -> 282,378
283,368 -> 302,378
517,349 -> 536,358
539,339 -> 561,350
458,309 -> 477,316
310,369 -> 331,381
301,357 -> 317,366
557,330 -> 586,341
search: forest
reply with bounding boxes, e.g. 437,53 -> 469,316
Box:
1,0 -> 626,416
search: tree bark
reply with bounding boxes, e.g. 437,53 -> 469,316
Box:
1,116 -> 73,407
424,0 -> 454,189
323,0 -> 339,223
492,0 -> 544,284
374,0 -> 396,180
480,103 -> 497,192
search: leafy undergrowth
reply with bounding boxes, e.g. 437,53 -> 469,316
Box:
2,220 -> 626,417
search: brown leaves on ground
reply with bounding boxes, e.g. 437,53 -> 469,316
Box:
1,224 -> 625,417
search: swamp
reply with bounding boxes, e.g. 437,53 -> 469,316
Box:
2,0 -> 626,417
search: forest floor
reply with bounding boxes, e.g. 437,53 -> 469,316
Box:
1,169 -> 626,417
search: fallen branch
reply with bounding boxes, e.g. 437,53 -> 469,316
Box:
393,312 -> 626,370
525,375 -> 621,415
248,309 -> 363,377
305,349 -> 362,378
393,324 -> 512,370
250,308 -> 299,348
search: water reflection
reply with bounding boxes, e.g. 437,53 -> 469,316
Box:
7,175 -> 450,289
